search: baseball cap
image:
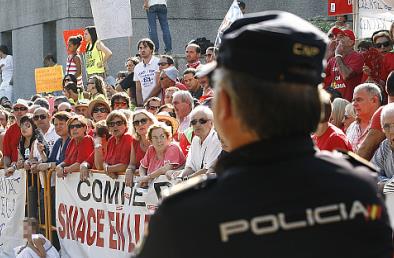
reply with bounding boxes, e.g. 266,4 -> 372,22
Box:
217,11 -> 328,85
331,27 -> 356,41
163,66 -> 179,82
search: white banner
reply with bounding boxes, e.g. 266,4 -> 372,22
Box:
357,0 -> 394,39
0,169 -> 26,258
215,0 -> 243,46
56,173 -> 174,258
89,0 -> 133,40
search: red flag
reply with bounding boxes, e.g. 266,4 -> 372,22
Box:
63,29 -> 87,54
328,0 -> 352,16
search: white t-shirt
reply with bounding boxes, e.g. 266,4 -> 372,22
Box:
0,55 -> 13,82
149,0 -> 167,6
185,129 -> 222,171
134,56 -> 160,102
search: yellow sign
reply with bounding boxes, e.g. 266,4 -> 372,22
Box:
35,66 -> 64,93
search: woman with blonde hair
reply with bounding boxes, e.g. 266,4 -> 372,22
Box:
329,98 -> 350,130
342,103 -> 357,133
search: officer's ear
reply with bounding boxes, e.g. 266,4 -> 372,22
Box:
213,86 -> 233,124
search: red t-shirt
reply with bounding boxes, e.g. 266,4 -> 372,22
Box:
3,123 -> 21,162
140,143 -> 185,174
370,106 -> 384,131
64,135 -> 94,166
133,139 -> 146,168
324,51 -> 364,101
312,123 -> 353,152
105,132 -> 133,165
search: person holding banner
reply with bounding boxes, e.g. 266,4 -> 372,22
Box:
125,110 -> 157,186
56,115 -> 94,178
84,26 -> 112,78
0,45 -> 13,101
66,36 -> 83,87
135,11 -> 393,258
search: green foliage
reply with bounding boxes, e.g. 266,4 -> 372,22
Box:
308,16 -> 334,33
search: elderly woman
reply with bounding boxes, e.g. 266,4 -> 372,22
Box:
329,98 -> 350,130
102,111 -> 133,178
125,110 -> 157,186
87,75 -> 107,101
88,99 -> 110,123
372,103 -> 394,182
56,115 -> 94,178
138,123 -> 185,184
343,103 -> 357,133
169,106 -> 221,179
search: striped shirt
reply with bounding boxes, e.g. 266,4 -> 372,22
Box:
66,54 -> 83,87
345,120 -> 369,152
371,139 -> 394,182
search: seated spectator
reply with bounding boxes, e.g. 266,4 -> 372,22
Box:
57,102 -> 72,113
312,92 -> 353,152
172,90 -> 194,135
205,46 -> 218,63
87,75 -> 107,101
64,82 -> 83,105
55,115 -> 94,178
156,112 -> 179,139
111,92 -> 130,110
53,96 -> 69,114
144,97 -> 161,114
158,55 -> 175,71
183,68 -> 203,100
88,99 -> 110,122
62,74 -> 77,88
74,99 -> 89,117
138,123 -> 185,184
195,62 -> 215,105
33,98 -> 50,110
330,98 -> 350,131
103,111 -> 133,178
80,120 -> 110,180
164,86 -> 179,104
342,102 -> 356,132
169,106 -> 221,179
125,110 -> 158,186
159,66 -> 188,102
15,217 -> 59,258
372,103 -> 394,182
158,104 -> 176,118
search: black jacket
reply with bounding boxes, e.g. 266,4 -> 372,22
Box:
135,136 -> 393,258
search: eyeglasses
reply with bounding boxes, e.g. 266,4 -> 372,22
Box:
158,62 -> 168,66
93,107 -> 108,113
65,109 -> 72,112
190,118 -> 209,126
133,118 -> 148,126
107,120 -> 125,127
383,123 -> 394,132
13,106 -> 28,112
148,105 -> 160,111
160,77 -> 168,81
33,114 -> 47,121
375,41 -> 391,48
114,101 -> 127,108
69,123 -> 84,129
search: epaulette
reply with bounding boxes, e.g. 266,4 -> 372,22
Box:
330,150 -> 379,172
162,174 -> 217,200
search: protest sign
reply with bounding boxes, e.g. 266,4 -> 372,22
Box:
89,0 -> 133,40
214,0 -> 243,47
0,170 -> 26,258
56,172 -> 174,258
35,66 -> 64,93
356,0 -> 394,39
63,29 -> 87,54
328,0 -> 353,16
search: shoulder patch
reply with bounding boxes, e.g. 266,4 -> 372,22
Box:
162,174 -> 217,199
319,150 -> 379,172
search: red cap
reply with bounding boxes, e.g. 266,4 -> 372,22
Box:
332,27 -> 355,41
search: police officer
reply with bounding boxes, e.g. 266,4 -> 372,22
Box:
134,11 -> 393,258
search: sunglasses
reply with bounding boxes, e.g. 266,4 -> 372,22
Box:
93,107 -> 108,113
13,107 -> 28,112
114,101 -> 127,107
65,108 -> 72,112
148,105 -> 160,110
107,120 -> 125,127
158,62 -> 168,66
33,114 -> 47,121
69,123 -> 84,129
190,118 -> 209,126
375,41 -> 391,48
133,118 -> 148,126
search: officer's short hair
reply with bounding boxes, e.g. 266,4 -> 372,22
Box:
214,67 -> 322,138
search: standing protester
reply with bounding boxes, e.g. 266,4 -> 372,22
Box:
0,45 -> 13,101
134,11 -> 393,258
185,43 -> 201,69
84,26 -> 112,78
66,36 -> 83,87
144,0 -> 172,55
134,38 -> 160,106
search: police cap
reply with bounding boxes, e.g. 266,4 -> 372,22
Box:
217,11 -> 328,85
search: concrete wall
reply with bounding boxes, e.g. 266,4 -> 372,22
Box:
0,0 -> 327,100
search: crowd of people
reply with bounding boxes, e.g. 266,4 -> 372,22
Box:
0,5 -> 393,256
